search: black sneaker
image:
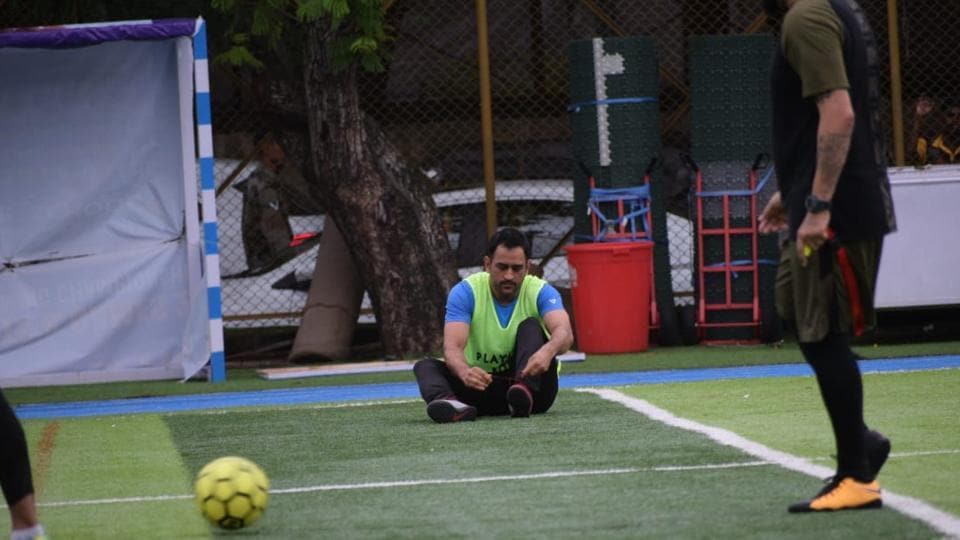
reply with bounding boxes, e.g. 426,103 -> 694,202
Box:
426,398 -> 477,423
865,429 -> 891,478
507,383 -> 533,418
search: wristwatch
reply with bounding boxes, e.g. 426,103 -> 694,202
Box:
804,194 -> 831,213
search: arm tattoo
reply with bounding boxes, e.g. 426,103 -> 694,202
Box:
816,132 -> 851,188
812,89 -> 853,195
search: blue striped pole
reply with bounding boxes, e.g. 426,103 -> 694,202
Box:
193,17 -> 225,382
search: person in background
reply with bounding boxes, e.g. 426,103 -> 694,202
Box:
760,0 -> 897,513
913,96 -> 960,166
240,137 -> 293,274
1,390 -> 47,540
413,227 -> 573,423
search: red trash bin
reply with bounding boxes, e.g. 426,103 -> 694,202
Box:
565,241 -> 653,354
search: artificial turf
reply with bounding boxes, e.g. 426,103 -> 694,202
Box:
6,383 -> 949,538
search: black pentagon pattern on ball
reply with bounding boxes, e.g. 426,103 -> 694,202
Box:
237,462 -> 269,495
219,511 -> 247,530
196,459 -> 268,529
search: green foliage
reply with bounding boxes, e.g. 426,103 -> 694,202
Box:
297,0 -> 387,72
297,0 -> 350,23
216,33 -> 266,68
212,0 -> 388,72
250,1 -> 286,47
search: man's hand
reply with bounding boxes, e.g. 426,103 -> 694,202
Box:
518,309 -> 573,380
795,211 -> 830,266
457,367 -> 493,391
758,191 -> 788,234
519,347 -> 553,379
443,321 -> 491,390
459,366 -> 493,391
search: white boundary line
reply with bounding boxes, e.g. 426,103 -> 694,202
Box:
578,387 -> 960,538
808,449 -> 960,462
271,461 -> 770,494
30,461 -> 770,509
184,398 -> 420,416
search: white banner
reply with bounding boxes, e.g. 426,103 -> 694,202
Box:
0,38 -> 210,386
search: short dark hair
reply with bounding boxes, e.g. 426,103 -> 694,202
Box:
486,227 -> 530,258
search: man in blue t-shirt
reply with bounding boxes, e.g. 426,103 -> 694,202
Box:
413,227 -> 574,423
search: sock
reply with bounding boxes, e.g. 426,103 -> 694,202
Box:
799,333 -> 870,481
11,524 -> 45,540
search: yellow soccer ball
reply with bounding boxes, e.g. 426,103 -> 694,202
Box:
194,456 -> 269,530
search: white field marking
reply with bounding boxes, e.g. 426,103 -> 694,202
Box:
867,367 -> 960,377
808,449 -> 960,462
579,387 -> 960,539
271,461 -> 770,494
38,494 -> 192,507
180,399 -> 420,416
302,399 -> 419,410
26,461 -> 770,510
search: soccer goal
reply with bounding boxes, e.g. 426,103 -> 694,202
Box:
0,18 -> 224,386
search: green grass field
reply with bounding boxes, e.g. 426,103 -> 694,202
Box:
3,342 -> 959,538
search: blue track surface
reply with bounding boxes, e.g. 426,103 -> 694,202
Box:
15,355 -> 960,420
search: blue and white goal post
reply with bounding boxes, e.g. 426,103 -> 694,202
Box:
0,17 -> 226,386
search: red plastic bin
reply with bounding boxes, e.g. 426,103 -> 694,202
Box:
565,241 -> 653,354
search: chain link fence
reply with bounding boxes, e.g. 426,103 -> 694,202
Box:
2,0 -> 956,330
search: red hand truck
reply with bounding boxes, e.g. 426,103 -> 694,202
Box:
689,154 -> 771,344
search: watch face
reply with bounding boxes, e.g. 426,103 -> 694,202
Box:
805,195 -> 830,212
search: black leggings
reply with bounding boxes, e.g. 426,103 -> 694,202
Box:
413,318 -> 559,416
0,389 -> 35,507
799,333 -> 870,479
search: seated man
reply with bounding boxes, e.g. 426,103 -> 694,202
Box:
414,227 -> 574,423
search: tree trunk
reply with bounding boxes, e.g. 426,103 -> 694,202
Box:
302,20 -> 459,358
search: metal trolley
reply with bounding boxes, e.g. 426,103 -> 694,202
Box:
689,154 -> 776,344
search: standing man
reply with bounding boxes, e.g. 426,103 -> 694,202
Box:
414,227 -> 574,423
1,391 -> 47,539
759,0 -> 897,513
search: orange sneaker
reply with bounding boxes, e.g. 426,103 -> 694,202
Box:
788,477 -> 882,513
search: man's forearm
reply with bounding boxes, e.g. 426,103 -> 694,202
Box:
812,90 -> 855,200
813,132 -> 851,199
542,328 -> 573,358
443,347 -> 472,379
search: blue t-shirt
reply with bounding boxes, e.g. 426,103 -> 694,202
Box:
445,278 -> 565,327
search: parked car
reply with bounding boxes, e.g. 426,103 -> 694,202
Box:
213,159 -> 693,327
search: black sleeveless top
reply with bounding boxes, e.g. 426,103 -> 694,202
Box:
770,0 -> 896,240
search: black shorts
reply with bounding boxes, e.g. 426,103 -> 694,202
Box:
775,238 -> 883,343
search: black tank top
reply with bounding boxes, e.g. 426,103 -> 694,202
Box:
770,0 -> 896,240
